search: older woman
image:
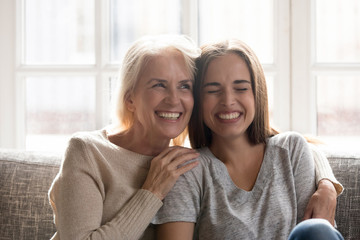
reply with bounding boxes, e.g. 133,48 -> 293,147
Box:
48,35 -> 201,239
154,39 -> 343,240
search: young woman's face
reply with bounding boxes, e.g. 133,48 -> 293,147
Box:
127,49 -> 194,141
202,53 -> 255,140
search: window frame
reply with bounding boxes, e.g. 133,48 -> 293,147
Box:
13,0 -> 117,149
0,0 -> 358,149
0,0 -> 16,148
291,0 -> 360,136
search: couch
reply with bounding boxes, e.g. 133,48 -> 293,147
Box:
0,148 -> 359,240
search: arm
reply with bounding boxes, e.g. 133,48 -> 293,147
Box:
310,144 -> 343,195
157,222 -> 195,240
142,146 -> 200,200
152,152 -> 203,238
303,144 -> 343,225
291,134 -> 317,224
50,138 -> 162,239
49,138 -> 199,239
303,179 -> 337,225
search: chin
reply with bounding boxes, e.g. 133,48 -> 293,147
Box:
165,130 -> 184,140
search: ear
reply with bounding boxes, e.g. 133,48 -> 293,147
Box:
125,92 -> 136,112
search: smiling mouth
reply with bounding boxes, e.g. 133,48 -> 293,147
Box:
156,111 -> 181,120
217,112 -> 241,120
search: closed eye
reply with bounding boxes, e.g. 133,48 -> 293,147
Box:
235,88 -> 248,92
207,89 -> 220,94
234,80 -> 251,92
203,82 -> 221,94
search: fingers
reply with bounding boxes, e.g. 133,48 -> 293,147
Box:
303,188 -> 336,226
331,207 -> 335,225
312,209 -> 335,226
168,150 -> 199,169
152,146 -> 199,169
142,146 -> 200,200
156,147 -> 199,179
302,204 -> 313,221
175,158 -> 199,176
152,146 -> 191,162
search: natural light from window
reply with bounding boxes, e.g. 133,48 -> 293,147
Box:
19,0 -> 360,153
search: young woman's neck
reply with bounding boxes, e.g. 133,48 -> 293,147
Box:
209,133 -> 265,191
209,133 -> 264,165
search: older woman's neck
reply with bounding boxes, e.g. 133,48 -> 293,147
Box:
109,127 -> 171,156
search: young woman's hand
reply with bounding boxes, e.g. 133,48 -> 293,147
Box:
142,146 -> 199,200
303,179 -> 337,225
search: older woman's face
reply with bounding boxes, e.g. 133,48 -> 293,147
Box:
127,49 -> 194,141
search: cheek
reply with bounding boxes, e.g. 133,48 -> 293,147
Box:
202,94 -> 216,109
201,97 -> 215,124
142,91 -> 161,106
182,93 -> 194,110
245,96 -> 256,118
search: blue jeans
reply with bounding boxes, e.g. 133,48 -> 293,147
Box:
288,219 -> 344,240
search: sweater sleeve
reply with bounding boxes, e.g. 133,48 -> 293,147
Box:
48,137 -> 163,240
114,189 -> 163,239
310,144 -> 344,196
291,134 -> 317,223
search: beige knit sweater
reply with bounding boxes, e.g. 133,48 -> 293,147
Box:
48,129 -> 342,240
49,129 -> 163,240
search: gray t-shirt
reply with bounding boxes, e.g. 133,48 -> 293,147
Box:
153,132 -> 316,240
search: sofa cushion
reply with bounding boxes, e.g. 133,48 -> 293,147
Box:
0,148 -> 359,240
327,152 -> 360,240
0,149 -> 61,240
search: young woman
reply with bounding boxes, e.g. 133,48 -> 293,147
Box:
154,39 -> 344,240
48,35 -> 201,240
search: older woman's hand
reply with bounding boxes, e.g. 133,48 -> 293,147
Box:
141,146 -> 199,200
303,179 -> 337,225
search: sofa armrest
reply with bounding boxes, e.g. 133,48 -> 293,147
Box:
326,151 -> 360,240
0,149 -> 62,239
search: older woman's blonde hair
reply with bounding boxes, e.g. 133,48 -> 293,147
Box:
112,35 -> 200,145
189,39 -> 278,148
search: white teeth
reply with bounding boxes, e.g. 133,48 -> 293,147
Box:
218,112 -> 240,120
157,112 -> 180,120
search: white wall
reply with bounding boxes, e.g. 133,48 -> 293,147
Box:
0,0 -> 16,148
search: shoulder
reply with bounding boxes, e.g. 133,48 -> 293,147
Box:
193,147 -> 218,171
266,132 -> 312,164
61,129 -> 109,168
267,132 -> 313,171
179,147 -> 214,182
67,129 -> 108,151
70,129 -> 106,144
268,131 -> 308,151
182,147 -> 224,184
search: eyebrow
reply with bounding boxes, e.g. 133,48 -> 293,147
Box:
203,80 -> 251,87
147,79 -> 167,84
234,80 -> 251,84
180,79 -> 194,85
203,82 -> 221,88
147,78 -> 193,85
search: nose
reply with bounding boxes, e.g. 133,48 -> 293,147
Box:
220,89 -> 235,107
165,88 -> 180,105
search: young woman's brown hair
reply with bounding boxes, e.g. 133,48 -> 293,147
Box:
189,39 -> 277,148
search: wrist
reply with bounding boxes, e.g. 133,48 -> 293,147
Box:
318,179 -> 337,197
141,185 -> 164,201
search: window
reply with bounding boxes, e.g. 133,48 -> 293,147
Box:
0,0 -> 359,153
24,0 -> 95,65
110,0 -> 183,62
315,0 -> 360,148
291,0 -> 360,153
